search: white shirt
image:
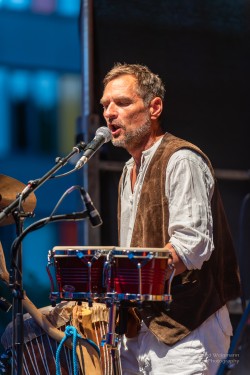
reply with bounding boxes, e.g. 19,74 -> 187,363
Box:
120,135 -> 214,270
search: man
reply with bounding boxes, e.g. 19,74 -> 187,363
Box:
100,63 -> 240,374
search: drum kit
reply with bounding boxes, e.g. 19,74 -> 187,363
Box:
47,245 -> 174,355
0,174 -> 175,375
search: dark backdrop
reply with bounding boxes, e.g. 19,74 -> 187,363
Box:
90,1 -> 250,268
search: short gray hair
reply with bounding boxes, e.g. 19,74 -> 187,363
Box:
103,63 -> 165,105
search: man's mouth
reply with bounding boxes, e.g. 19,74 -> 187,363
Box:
109,124 -> 122,136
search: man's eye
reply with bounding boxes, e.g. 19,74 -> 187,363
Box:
117,101 -> 130,106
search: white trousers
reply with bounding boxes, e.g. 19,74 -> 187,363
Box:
119,305 -> 233,375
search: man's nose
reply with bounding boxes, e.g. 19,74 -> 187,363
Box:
104,103 -> 118,120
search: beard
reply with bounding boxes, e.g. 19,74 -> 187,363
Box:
111,117 -> 151,149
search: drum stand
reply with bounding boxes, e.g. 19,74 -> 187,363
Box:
104,301 -> 122,375
104,299 -> 143,375
102,258 -> 176,375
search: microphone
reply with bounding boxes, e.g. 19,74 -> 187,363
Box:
80,188 -> 103,227
75,126 -> 111,170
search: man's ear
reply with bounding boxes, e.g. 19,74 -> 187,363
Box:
149,97 -> 163,119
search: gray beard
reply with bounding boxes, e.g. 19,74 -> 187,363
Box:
112,118 -> 151,149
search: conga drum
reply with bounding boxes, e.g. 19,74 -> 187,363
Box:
47,247 -> 113,303
106,247 -> 173,302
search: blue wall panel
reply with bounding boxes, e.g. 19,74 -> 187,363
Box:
0,10 -> 81,72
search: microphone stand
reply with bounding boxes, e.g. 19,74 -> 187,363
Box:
0,142 -> 86,375
0,141 -> 86,225
10,211 -> 26,375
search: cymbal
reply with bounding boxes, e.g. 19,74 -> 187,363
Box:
0,174 -> 36,226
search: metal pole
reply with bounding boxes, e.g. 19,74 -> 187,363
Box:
79,0 -> 100,246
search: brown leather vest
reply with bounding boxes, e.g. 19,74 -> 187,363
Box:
118,133 -> 241,345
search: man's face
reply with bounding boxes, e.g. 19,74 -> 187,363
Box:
100,74 -> 152,150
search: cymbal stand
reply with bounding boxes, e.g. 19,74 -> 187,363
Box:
0,142 -> 87,375
10,207 -> 34,375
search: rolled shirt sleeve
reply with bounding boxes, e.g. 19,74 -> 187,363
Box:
166,149 -> 215,270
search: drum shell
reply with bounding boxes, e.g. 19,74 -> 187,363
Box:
54,254 -> 106,295
112,255 -> 168,296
